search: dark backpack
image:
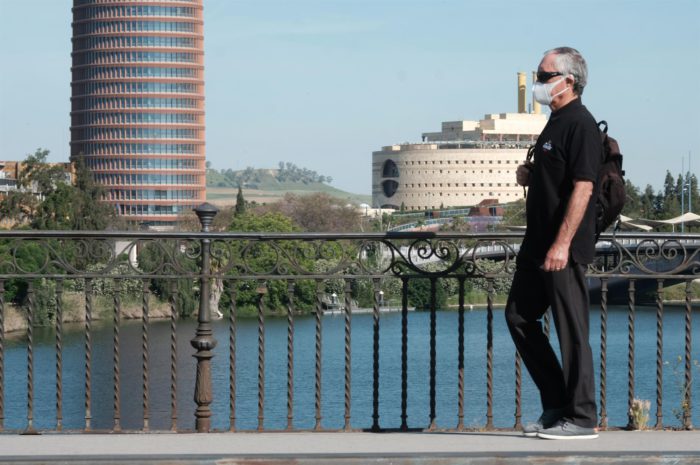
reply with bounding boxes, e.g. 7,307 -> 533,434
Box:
595,120 -> 625,238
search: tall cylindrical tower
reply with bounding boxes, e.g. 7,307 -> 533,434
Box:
71,0 -> 205,226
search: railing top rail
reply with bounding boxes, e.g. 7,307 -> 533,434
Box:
0,230 -> 698,241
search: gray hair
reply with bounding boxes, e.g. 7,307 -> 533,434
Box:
544,46 -> 588,96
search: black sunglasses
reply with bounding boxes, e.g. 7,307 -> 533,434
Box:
536,71 -> 563,83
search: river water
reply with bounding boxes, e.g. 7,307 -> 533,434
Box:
1,306 -> 698,431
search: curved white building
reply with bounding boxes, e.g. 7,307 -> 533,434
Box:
373,73 -> 548,211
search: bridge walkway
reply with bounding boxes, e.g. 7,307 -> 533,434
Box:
0,430 -> 699,464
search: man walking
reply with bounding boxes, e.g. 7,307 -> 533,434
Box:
506,47 -> 601,440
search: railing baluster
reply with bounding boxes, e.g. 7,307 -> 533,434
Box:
457,277 -> 465,431
655,279 -> 664,429
683,279 -> 693,430
169,281 -> 178,432
486,278 -> 494,430
55,279 -> 64,431
400,277 -> 408,431
229,281 -> 237,432
142,279 -> 150,431
256,283 -> 266,432
25,281 -> 35,434
626,279 -> 636,429
85,277 -> 93,431
599,278 -> 608,430
0,280 -> 4,432
346,279 -> 354,431
113,279 -> 121,432
371,278 -> 379,432
286,281 -> 294,431
514,351 -> 522,430
428,277 -> 437,431
314,279 -> 323,431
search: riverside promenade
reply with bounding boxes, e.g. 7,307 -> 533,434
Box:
0,431 -> 699,464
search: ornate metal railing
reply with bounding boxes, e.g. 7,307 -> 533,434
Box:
0,205 -> 697,433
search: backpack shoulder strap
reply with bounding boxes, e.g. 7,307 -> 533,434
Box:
598,120 -> 608,134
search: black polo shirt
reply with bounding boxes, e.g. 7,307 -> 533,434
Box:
520,98 -> 602,265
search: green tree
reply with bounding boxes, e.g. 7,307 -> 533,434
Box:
226,212 -> 316,314
18,149 -> 66,193
35,156 -> 117,230
640,184 -> 657,219
0,150 -> 118,230
137,242 -> 199,317
262,193 -> 361,232
621,179 -> 641,218
0,149 -> 66,225
406,277 -> 447,310
235,185 -> 246,217
660,171 -> 681,219
689,174 -> 699,214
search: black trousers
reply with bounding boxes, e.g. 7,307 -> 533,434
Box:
505,259 -> 597,428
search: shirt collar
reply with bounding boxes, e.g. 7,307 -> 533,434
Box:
552,97 -> 583,117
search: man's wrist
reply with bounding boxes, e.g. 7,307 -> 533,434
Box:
551,239 -> 571,252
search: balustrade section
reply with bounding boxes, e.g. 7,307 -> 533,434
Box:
0,226 -> 697,433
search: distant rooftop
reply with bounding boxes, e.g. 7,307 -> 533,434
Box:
421,112 -> 547,144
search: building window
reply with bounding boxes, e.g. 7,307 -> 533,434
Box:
382,180 -> 399,197
382,159 -> 399,178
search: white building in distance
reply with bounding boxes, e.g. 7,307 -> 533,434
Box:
372,73 -> 548,211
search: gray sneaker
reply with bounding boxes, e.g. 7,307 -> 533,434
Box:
522,408 -> 564,437
537,420 -> 599,440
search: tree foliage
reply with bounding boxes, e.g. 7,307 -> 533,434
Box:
259,193 -> 361,232
407,277 -> 447,310
235,185 -> 246,217
276,161 -> 331,184
205,162 -> 332,188
137,242 -> 199,317
496,170 -> 699,230
224,211 -> 317,313
0,149 -> 118,230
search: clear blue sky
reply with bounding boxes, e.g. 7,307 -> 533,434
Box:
1,0 -> 698,195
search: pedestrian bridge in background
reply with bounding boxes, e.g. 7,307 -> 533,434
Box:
393,234 -> 700,303
0,207 -> 697,440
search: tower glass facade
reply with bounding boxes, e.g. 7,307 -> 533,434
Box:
71,0 -> 205,225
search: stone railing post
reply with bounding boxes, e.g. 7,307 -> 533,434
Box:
191,203 -> 219,432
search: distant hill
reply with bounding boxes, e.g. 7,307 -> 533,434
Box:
206,167 -> 371,207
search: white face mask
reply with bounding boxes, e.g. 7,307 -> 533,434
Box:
532,77 -> 568,106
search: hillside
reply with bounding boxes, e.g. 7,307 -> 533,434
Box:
206,167 -> 371,206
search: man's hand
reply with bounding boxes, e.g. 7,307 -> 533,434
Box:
516,163 -> 532,187
543,241 -> 570,272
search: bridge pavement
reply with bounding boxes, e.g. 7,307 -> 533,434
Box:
0,431 -> 699,464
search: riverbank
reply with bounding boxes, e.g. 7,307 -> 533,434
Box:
2,292 -> 173,335
2,296 -> 696,335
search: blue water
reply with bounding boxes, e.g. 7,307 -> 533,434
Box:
1,306 -> 698,431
